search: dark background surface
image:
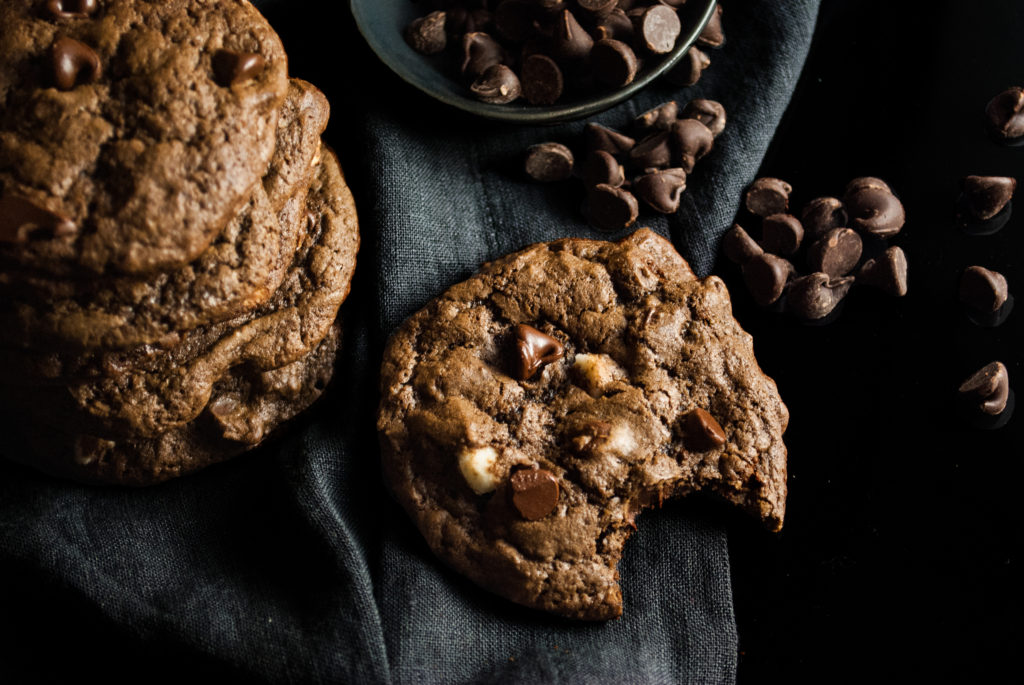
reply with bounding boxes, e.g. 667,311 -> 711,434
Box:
2,1 -> 1021,682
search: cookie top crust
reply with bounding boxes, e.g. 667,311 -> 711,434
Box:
0,0 -> 288,275
378,229 -> 788,620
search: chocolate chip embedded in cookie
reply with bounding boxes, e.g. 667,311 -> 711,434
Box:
378,229 -> 788,620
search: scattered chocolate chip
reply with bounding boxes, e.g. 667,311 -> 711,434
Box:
857,246 -> 908,297
551,9 -> 594,62
45,0 -> 98,19
629,130 -> 672,169
591,38 -> 639,87
585,123 -> 636,157
0,195 -> 77,242
50,36 -> 101,90
582,150 -> 625,188
633,101 -> 678,134
521,53 -> 564,105
843,177 -> 905,238
722,224 -> 763,265
760,214 -> 804,256
806,228 -> 863,278
514,324 -> 565,380
470,64 -> 522,104
787,273 -> 854,321
960,175 -> 1016,221
984,87 -> 1024,141
684,408 -> 727,451
696,5 -> 725,49
638,5 -> 681,54
959,266 -> 1009,313
509,468 -> 560,520
665,46 -> 710,87
679,98 -> 726,137
585,184 -> 639,231
958,361 -> 1011,416
593,9 -> 635,43
524,142 -> 574,182
669,118 -> 714,173
405,11 -> 448,55
634,168 -> 687,213
461,32 -> 505,79
211,49 -> 265,88
800,197 -> 848,240
744,177 -> 792,217
742,253 -> 795,307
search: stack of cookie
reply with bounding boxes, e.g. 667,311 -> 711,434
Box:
0,0 -> 359,484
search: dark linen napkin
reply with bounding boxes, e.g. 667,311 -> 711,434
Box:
0,2 -> 819,682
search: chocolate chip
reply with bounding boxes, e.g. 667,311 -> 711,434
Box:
585,184 -> 639,231
665,47 -> 710,87
462,32 -> 506,79
669,118 -> 713,173
679,98 -> 726,137
857,246 -> 908,297
843,177 -> 905,238
633,101 -> 678,134
521,53 -> 564,105
524,142 -> 574,182
50,36 -> 101,91
593,9 -> 634,43
551,9 -> 593,62
513,324 -> 565,380
696,5 -> 725,49
0,195 -> 77,242
760,214 -> 804,256
212,49 -> 265,88
985,87 -> 1024,141
585,123 -> 635,156
591,38 -> 639,87
959,266 -> 1009,313
405,11 -> 448,55
787,273 -> 854,321
960,175 -> 1016,221
722,224 -> 763,265
494,0 -> 534,42
638,5 -> 681,54
470,64 -> 521,104
582,150 -> 625,188
806,228 -> 863,278
509,468 -> 560,520
684,408 -> 727,451
634,168 -> 687,213
744,178 -> 792,217
800,197 -> 848,240
629,130 -> 672,169
45,0 -> 98,19
742,253 -> 795,307
959,362 -> 1011,416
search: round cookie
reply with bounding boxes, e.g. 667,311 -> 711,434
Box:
0,0 -> 288,275
5,321 -> 341,486
0,80 -> 329,351
377,229 -> 789,620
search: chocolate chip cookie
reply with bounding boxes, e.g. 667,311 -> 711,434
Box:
0,0 -> 288,275
378,229 -> 788,620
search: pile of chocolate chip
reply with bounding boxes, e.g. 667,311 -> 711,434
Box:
723,176 -> 908,322
404,1 -> 725,106
524,98 -> 725,229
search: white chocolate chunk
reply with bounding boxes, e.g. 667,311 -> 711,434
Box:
605,424 -> 637,458
458,446 -> 500,494
572,353 -> 626,397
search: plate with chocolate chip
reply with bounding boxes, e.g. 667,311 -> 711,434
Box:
351,0 -> 720,123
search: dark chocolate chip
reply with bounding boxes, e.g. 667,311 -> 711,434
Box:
985,87 -> 1024,141
462,32 -> 506,79
634,168 -> 687,213
760,214 -> 804,256
629,130 -> 672,169
524,142 -> 574,182
696,5 -> 725,48
744,177 -> 792,217
50,36 -> 101,90
722,224 -> 763,265
787,273 -> 854,321
521,53 -> 564,104
212,49 -> 265,88
582,150 -> 625,188
509,468 -> 560,520
742,253 -> 795,307
551,9 -> 594,62
806,228 -> 863,278
633,101 -> 678,134
514,324 -> 565,380
857,246 -> 908,297
638,5 -> 681,54
45,0 -> 98,19
665,46 -> 710,87
846,176 -> 891,194
593,9 -> 635,43
958,362 -> 1011,416
960,175 -> 1016,220
800,197 -> 848,240
669,118 -> 713,173
405,11 -> 447,55
679,98 -> 726,137
0,195 -> 77,242
585,123 -> 636,157
684,408 -> 727,452
959,266 -> 1009,313
585,184 -> 639,231
591,38 -> 639,87
494,0 -> 534,42
843,178 -> 905,237
470,64 -> 522,104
